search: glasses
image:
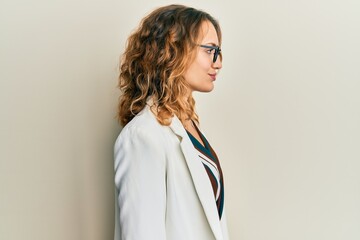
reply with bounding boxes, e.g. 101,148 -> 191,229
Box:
199,44 -> 222,63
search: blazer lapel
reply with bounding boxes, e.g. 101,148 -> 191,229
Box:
169,116 -> 223,240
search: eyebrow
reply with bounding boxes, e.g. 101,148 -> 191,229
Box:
203,42 -> 220,47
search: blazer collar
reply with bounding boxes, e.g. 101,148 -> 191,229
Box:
169,115 -> 223,240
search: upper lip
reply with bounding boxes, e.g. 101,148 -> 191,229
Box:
208,73 -> 217,76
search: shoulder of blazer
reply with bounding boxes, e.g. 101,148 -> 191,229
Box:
115,105 -> 172,148
115,103 -> 188,150
114,106 -> 168,170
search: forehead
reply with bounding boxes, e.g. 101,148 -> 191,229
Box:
198,21 -> 219,45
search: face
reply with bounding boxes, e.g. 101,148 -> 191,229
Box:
184,21 -> 222,93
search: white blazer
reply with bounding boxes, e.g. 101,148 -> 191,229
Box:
114,104 -> 229,240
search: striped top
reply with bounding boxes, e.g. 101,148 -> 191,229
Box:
186,123 -> 224,219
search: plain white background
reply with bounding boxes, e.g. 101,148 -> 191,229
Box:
1,0 -> 359,239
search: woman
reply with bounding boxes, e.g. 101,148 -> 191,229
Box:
114,4 -> 228,240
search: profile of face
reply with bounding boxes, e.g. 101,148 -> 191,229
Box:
184,21 -> 222,93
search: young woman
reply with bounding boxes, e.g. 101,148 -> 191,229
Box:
114,4 -> 228,240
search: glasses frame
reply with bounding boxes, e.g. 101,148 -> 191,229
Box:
199,44 -> 222,63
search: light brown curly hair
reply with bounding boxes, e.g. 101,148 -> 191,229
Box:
117,4 -> 222,126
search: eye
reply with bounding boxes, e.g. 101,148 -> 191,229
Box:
206,48 -> 214,54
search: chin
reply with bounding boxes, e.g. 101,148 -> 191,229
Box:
199,84 -> 214,93
190,82 -> 214,93
207,82 -> 215,91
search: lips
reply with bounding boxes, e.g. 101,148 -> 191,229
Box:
208,73 -> 216,80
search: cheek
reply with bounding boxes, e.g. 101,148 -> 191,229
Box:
194,55 -> 211,73
184,54 -> 211,82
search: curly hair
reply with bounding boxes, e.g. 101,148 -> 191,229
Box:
117,4 -> 222,126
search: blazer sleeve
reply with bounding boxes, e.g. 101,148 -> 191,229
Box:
114,126 -> 167,240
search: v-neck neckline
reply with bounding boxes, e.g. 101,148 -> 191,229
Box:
186,122 -> 210,152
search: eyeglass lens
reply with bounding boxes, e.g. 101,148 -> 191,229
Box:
213,48 -> 220,63
199,45 -> 221,63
